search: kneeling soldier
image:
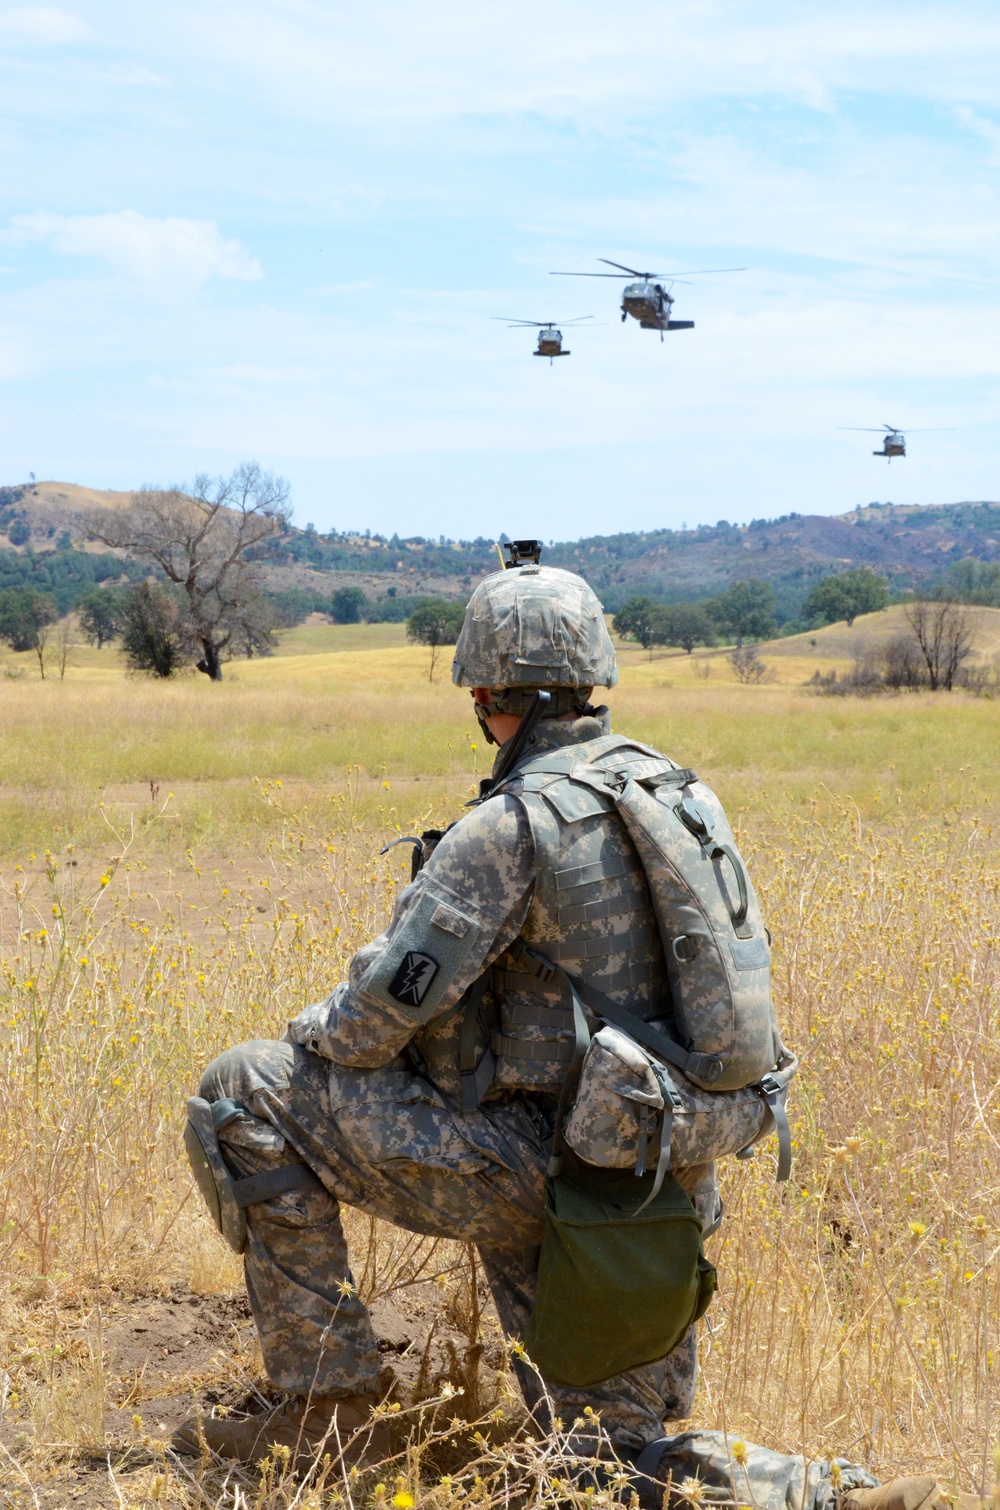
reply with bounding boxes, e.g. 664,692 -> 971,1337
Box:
175,556 -> 972,1510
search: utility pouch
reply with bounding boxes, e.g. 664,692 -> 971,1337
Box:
523,1163 -> 716,1387
564,1025 -> 771,1173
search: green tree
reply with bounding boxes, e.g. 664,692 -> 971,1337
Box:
941,558 -> 1000,607
612,597 -> 657,654
78,585 -> 123,648
0,587 -> 57,652
119,582 -> 187,678
330,585 -> 368,624
268,587 -> 323,627
802,567 -> 889,627
650,603 -> 715,654
707,579 -> 777,648
406,597 -> 466,681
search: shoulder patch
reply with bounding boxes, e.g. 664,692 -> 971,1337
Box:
388,951 -> 439,1007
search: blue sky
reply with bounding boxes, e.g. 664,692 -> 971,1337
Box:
1,1 -> 999,539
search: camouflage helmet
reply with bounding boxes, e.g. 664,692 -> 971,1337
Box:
452,564 -> 618,693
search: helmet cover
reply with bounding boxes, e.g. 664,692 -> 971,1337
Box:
452,565 -> 618,691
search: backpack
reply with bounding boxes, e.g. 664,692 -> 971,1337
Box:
492,734 -> 797,1186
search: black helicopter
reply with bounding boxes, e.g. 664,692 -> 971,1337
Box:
494,316 -> 593,363
838,423 -> 951,461
549,259 -> 744,340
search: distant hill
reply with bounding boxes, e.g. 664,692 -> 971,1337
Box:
4,481 -> 1000,618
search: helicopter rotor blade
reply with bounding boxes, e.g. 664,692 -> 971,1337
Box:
598,258 -> 648,276
658,267 -> 746,277
837,427 -> 896,432
493,318 -> 551,327
555,261 -> 747,280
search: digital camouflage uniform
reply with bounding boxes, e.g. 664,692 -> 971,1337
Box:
186,563 -> 888,1507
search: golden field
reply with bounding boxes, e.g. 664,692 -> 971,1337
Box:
1,612 -> 1000,1507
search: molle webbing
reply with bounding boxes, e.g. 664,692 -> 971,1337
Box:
543,922 -> 659,962
557,890 -> 646,926
554,854 -> 635,890
491,1034 -> 574,1064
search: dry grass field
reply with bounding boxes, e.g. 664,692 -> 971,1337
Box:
2,614 -> 1000,1508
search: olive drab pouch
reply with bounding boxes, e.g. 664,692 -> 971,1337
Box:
523,1163 -> 717,1387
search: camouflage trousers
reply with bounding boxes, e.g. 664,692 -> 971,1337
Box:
197,1041 -> 878,1508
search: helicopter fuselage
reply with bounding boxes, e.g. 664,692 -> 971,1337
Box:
621,279 -> 694,332
535,329 -> 566,358
875,433 -> 906,459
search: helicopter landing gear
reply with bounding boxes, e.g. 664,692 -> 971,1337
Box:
621,310 -> 627,322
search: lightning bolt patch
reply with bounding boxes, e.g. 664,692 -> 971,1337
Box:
388,951 -> 439,1009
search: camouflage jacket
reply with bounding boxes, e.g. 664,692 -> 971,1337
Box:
287,708 -> 666,1101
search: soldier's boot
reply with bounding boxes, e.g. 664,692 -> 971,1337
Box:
841,1480 -> 950,1510
171,1391 -> 390,1468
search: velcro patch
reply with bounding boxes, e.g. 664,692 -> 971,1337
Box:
729,936 -> 769,972
388,951 -> 439,1007
430,903 -> 471,938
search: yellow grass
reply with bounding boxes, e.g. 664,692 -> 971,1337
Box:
2,624 -> 1000,1505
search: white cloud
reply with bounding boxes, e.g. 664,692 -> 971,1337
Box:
0,6 -> 87,41
4,211 -> 262,286
166,0 -> 1000,127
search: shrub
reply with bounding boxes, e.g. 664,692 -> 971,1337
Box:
728,646 -> 775,684
119,582 -> 187,677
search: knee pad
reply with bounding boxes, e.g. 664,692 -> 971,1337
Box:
184,1096 -> 324,1254
185,1097 -> 251,1253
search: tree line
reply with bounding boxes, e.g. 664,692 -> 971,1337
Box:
612,568 -> 891,655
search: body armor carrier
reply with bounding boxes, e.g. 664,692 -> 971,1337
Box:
451,732 -> 793,1182
458,734 -> 667,1102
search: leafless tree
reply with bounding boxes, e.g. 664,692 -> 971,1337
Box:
904,599 -> 977,691
34,619 -> 52,680
87,462 -> 290,680
728,646 -> 776,685
56,621 -> 73,680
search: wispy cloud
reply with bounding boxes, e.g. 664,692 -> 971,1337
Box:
1,1 -> 1000,531
0,5 -> 87,42
4,211 -> 262,286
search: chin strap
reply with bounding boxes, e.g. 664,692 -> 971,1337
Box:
474,700 -> 499,746
472,686 -> 596,746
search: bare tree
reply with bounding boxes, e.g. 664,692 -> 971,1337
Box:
728,646 -> 775,684
35,619 -> 53,680
904,599 -> 977,691
87,462 -> 290,681
56,621 -> 73,680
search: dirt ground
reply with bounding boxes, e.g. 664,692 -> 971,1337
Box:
0,1275 -> 514,1508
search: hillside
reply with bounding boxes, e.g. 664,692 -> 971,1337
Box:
4,481 -> 1000,613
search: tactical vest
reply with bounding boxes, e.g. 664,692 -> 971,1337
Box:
456,732 -> 784,1110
